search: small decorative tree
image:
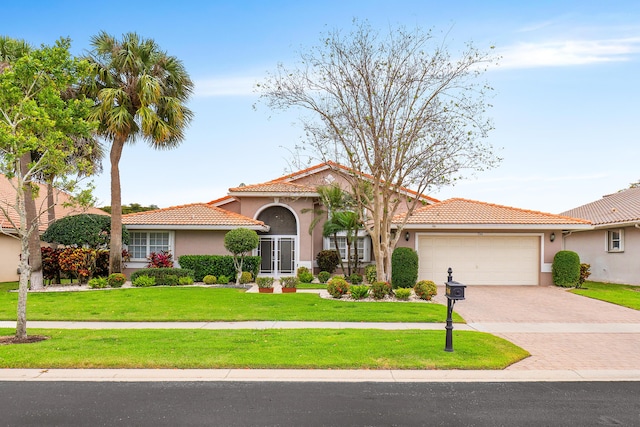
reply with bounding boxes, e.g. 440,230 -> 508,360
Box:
42,214 -> 129,248
224,228 -> 259,285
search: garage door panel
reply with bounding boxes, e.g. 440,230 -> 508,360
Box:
417,235 -> 539,286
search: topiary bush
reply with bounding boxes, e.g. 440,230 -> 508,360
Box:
217,275 -> 229,285
203,275 -> 217,285
327,276 -> 350,298
552,250 -> 581,287
132,275 -> 155,287
239,271 -> 253,284
364,265 -> 377,284
107,273 -> 127,288
391,247 -> 418,289
349,284 -> 369,300
394,288 -> 411,301
130,268 -> 194,286
370,281 -> 391,300
414,280 -> 437,301
297,266 -> 314,283
317,271 -> 331,284
316,250 -> 340,274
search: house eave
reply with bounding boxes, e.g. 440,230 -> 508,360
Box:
124,224 -> 270,231
227,191 -> 318,198
396,223 -> 593,231
590,221 -> 640,230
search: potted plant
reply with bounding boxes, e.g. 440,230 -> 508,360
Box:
280,276 -> 299,293
256,276 -> 274,293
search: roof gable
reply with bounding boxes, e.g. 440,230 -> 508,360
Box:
401,198 -> 591,228
561,187 -> 640,226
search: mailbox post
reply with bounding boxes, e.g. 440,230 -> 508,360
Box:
444,267 -> 466,352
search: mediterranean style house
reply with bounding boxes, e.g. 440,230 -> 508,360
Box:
561,186 -> 640,285
122,162 -> 591,286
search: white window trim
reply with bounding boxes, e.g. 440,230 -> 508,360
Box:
126,230 -> 175,262
606,229 -> 624,253
323,231 -> 371,262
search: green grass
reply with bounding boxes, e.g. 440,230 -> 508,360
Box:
297,283 -> 328,289
571,281 -> 640,310
0,328 -> 528,369
0,284 -> 461,323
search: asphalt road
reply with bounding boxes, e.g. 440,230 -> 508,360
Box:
1,381 -> 639,426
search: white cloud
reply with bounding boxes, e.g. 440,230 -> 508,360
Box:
497,37 -> 640,69
193,76 -> 260,97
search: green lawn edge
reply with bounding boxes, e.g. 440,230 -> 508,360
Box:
570,281 -> 640,311
0,328 -> 528,370
0,286 -> 463,323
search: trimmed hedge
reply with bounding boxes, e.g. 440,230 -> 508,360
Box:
391,247 -> 418,289
130,268 -> 195,286
552,250 -> 581,287
178,255 -> 260,281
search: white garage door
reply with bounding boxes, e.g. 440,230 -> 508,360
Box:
417,234 -> 540,285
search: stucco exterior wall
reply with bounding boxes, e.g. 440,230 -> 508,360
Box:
174,230 -> 229,258
0,234 -> 20,282
564,226 -> 640,285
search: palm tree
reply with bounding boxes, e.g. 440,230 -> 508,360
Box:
83,32 -> 194,273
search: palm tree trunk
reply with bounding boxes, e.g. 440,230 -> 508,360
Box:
109,137 -> 125,274
20,153 -> 43,290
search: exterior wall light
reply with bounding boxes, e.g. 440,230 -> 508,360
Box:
550,232 -> 556,242
405,231 -> 410,241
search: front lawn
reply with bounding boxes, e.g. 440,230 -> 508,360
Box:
0,328 -> 527,369
571,281 -> 640,310
0,284 -> 462,323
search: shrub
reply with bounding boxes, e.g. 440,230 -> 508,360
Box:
370,281 -> 391,300
391,247 -> 418,289
130,268 -> 194,286
394,288 -> 411,301
256,276 -> 274,288
239,271 -> 253,284
316,250 -> 340,274
178,276 -> 194,286
552,250 -> 581,287
414,280 -> 437,301
577,263 -> 591,289
42,213 -> 129,248
107,273 -> 127,288
347,273 -> 363,284
327,276 -> 350,298
132,275 -> 155,287
217,275 -> 230,285
349,284 -> 369,300
178,255 -> 261,281
164,274 -> 179,286
146,250 -> 174,268
297,266 -> 314,283
88,277 -> 108,289
317,271 -> 331,284
58,247 -> 98,283
280,276 -> 299,289
364,265 -> 377,284
203,275 -> 217,285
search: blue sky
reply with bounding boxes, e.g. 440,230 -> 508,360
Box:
5,0 -> 639,213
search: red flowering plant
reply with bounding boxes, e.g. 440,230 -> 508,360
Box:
146,250 -> 174,268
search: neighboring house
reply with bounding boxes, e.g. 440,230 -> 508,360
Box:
123,161 -> 591,286
561,187 -> 640,285
0,175 -> 107,282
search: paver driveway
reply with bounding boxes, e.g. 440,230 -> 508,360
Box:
434,285 -> 640,370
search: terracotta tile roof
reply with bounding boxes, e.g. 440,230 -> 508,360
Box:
0,175 -> 107,233
560,187 -> 640,226
228,181 -> 317,194
207,195 -> 235,206
122,203 -> 267,229
400,198 -> 591,226
266,161 -> 440,204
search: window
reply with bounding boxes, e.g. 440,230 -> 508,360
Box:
128,231 -> 172,260
324,234 -> 371,262
607,229 -> 624,252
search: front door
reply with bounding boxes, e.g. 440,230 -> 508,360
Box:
258,236 -> 295,276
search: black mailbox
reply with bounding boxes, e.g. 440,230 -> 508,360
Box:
445,281 -> 466,300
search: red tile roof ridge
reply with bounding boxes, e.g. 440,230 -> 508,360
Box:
229,180 -> 316,192
122,202 -> 263,223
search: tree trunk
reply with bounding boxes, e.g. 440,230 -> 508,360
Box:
16,243 -> 31,340
46,181 -> 60,284
20,153 -> 43,290
109,138 -> 125,274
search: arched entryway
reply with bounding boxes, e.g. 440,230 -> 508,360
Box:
256,205 -> 297,276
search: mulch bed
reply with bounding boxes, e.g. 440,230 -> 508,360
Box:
0,335 -> 49,345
